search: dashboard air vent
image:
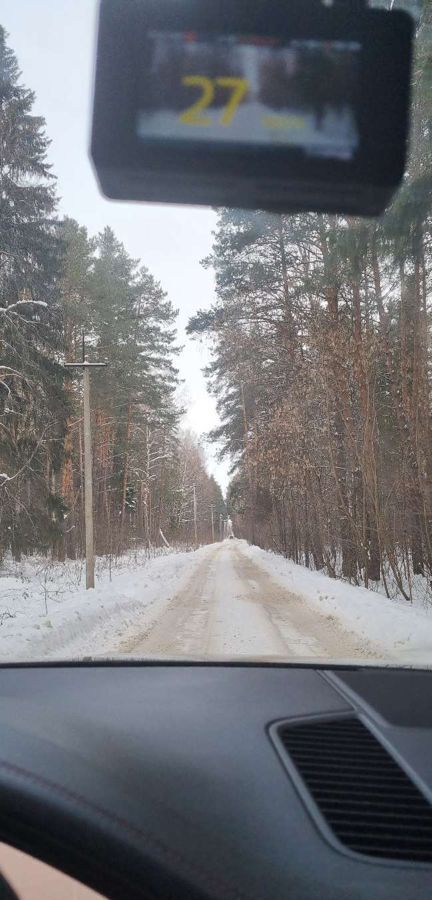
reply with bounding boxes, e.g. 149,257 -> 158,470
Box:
278,716 -> 432,864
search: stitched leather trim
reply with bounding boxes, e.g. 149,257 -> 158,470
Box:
0,760 -> 256,900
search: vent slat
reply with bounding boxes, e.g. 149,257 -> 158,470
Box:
283,746 -> 388,760
304,772 -> 415,787
312,785 -> 424,800
324,805 -> 432,821
293,763 -> 409,779
278,716 -> 432,864
320,794 -> 429,807
329,821 -> 432,837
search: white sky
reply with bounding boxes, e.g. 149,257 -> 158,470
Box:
2,0 -> 230,490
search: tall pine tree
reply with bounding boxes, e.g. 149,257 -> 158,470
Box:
0,27 -> 68,558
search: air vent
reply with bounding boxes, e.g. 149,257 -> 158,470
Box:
277,716 -> 432,864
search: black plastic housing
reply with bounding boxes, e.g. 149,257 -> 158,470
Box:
91,0 -> 414,216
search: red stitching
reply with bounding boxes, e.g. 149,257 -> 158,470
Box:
0,760 -> 254,900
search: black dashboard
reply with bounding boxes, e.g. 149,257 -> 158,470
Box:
0,663 -> 431,899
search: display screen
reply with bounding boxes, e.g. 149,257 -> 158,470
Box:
136,32 -> 361,161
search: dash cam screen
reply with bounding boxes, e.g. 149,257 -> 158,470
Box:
136,32 -> 361,161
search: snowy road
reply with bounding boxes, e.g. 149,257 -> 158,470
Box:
118,540 -> 375,661
6,538 -> 432,663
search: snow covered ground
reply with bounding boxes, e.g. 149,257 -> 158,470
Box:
0,539 -> 431,664
242,542 -> 432,665
0,546 -> 207,662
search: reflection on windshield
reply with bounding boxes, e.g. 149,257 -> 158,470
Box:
0,1 -> 431,666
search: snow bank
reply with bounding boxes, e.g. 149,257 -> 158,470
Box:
2,540 -> 432,665
0,547 -> 207,661
242,541 -> 432,664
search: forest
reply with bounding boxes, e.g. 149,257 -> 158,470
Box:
0,25 -> 224,564
188,3 -> 432,600
2,1 -> 432,607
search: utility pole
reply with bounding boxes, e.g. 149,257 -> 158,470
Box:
219,513 -> 223,541
64,336 -> 107,589
193,483 -> 198,546
210,504 -> 215,542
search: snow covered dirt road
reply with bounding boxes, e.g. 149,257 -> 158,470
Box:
118,539 -> 376,661
7,538 -> 432,663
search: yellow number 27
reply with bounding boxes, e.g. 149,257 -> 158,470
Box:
179,76 -> 248,127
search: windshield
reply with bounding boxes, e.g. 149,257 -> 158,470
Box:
0,0 -> 431,667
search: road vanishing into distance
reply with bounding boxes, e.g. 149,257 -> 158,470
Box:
119,540 -> 376,662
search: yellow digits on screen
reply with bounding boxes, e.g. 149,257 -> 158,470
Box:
179,76 -> 214,125
215,78 -> 248,125
179,76 -> 248,126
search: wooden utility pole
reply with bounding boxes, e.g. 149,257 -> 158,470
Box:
64,337 -> 107,589
193,484 -> 198,545
193,483 -> 198,545
210,504 -> 215,542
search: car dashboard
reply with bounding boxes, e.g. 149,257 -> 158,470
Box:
0,663 -> 431,899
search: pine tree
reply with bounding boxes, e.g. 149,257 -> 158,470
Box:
190,151 -> 432,594
0,27 -> 68,558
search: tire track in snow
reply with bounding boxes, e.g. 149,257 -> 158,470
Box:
117,540 -> 380,661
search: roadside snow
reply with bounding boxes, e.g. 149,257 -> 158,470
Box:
0,547 -> 207,661
242,541 -> 432,664
1,540 -> 432,664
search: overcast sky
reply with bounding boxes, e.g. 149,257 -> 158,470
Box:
2,0 -> 230,489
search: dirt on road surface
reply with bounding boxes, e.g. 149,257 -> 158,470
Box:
119,540 -> 378,661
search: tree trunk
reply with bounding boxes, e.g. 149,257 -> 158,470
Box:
119,402 -> 132,553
